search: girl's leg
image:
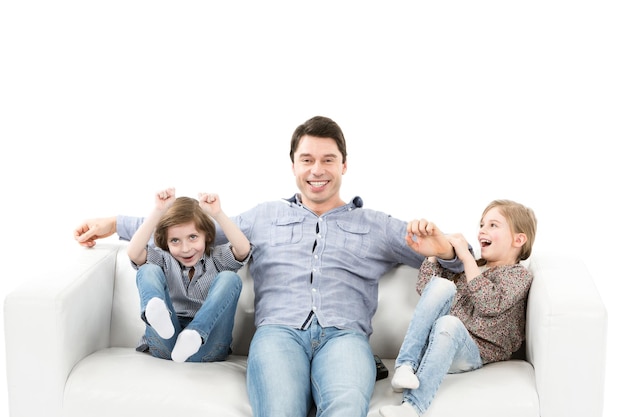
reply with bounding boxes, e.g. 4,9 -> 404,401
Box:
393,278 -> 456,380
402,315 -> 482,415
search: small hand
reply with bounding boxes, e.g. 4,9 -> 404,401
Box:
446,233 -> 473,261
155,187 -> 176,211
198,193 -> 222,218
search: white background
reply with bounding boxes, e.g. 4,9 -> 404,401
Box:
1,1 -> 624,415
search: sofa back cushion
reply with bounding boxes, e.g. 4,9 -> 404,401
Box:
109,245 -> 421,358
110,248 -> 144,348
370,265 -> 421,358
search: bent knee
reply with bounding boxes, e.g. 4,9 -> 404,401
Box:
216,271 -> 242,288
138,263 -> 161,274
434,315 -> 464,334
136,264 -> 164,283
430,276 -> 457,297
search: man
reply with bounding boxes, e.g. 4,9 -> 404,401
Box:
74,115 -> 464,417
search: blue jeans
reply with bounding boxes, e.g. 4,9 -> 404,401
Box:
395,277 -> 483,415
136,263 -> 242,362
246,317 -> 376,417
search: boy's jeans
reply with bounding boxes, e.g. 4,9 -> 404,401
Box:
136,263 -> 242,362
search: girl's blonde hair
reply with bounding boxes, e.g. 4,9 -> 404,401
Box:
153,197 -> 216,256
481,199 -> 537,263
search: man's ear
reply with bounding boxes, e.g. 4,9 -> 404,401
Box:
513,233 -> 527,248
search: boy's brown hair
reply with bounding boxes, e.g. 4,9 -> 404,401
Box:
153,197 -> 216,255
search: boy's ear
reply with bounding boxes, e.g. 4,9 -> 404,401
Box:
513,233 -> 528,248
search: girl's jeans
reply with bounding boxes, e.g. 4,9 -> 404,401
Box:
136,263 -> 242,362
246,316 -> 376,417
395,276 -> 483,415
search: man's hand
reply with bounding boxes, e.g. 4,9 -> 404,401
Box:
73,216 -> 117,248
405,219 -> 455,260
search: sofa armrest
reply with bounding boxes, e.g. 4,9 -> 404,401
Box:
4,243 -> 119,417
526,252 -> 607,417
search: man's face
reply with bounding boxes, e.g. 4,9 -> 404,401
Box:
292,135 -> 347,214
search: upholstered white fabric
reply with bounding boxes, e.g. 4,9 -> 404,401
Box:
4,241 -> 607,417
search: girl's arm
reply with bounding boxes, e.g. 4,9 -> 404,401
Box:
447,233 -> 480,281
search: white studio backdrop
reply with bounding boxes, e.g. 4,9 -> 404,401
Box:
1,2 -> 624,416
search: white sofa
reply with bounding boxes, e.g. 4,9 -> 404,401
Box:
4,240 -> 607,417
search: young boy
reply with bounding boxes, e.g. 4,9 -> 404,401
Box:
127,188 -> 251,363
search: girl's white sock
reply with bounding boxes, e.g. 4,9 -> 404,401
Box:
391,364 -> 420,392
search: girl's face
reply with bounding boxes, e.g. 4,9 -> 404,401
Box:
166,221 -> 206,268
478,207 -> 521,266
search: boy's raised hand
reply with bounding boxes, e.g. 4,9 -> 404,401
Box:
155,187 -> 176,211
198,192 -> 222,218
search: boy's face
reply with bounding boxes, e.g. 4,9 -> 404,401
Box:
166,221 -> 206,268
292,135 -> 347,215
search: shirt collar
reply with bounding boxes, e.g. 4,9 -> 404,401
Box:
285,194 -> 363,209
182,254 -> 207,275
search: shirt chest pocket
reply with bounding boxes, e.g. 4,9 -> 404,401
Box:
270,215 -> 305,246
336,221 -> 370,258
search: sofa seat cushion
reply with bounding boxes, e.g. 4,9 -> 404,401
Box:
374,358 -> 539,417
64,348 -> 251,417
63,348 -> 539,417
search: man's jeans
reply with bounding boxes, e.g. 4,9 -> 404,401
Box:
136,263 -> 242,362
246,317 -> 376,417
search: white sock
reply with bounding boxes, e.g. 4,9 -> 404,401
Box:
145,298 -> 174,339
391,364 -> 420,392
380,403 -> 419,417
171,329 -> 202,363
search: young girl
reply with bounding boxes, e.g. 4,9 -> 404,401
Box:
127,188 -> 251,363
380,199 -> 537,417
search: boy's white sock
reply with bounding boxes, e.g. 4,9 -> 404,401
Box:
379,402 -> 419,417
391,364 -> 420,392
171,329 -> 202,363
145,298 -> 174,339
